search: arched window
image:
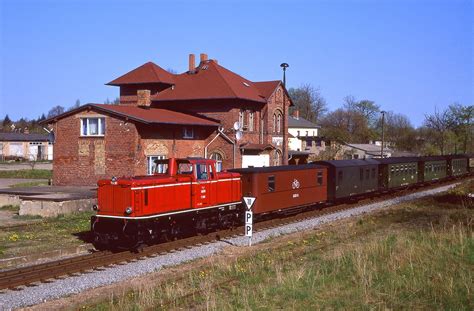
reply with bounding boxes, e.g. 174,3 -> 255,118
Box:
273,149 -> 282,166
248,111 -> 254,131
210,152 -> 224,172
273,113 -> 277,133
277,113 -> 282,134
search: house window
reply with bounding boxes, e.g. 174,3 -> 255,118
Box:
81,117 -> 105,136
306,139 -> 313,147
183,127 -> 194,139
353,154 -> 359,159
248,111 -> 254,131
297,130 -> 300,136
306,131 -> 309,136
273,149 -> 281,166
316,140 -> 322,147
268,175 -> 275,192
239,110 -> 245,129
147,155 -> 166,175
273,114 -> 277,133
210,152 -> 223,172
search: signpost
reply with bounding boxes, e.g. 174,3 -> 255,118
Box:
243,196 -> 256,246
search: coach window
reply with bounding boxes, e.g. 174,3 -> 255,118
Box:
365,169 -> 370,180
360,168 -> 363,181
268,175 -> 275,192
317,171 -> 323,186
371,168 -> 376,179
338,171 -> 343,184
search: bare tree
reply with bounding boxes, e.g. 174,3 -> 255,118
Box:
424,107 -> 452,154
47,105 -> 65,118
288,84 -> 327,123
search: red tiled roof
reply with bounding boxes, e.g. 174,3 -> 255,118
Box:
107,62 -> 175,86
152,60 -> 267,103
41,104 -> 219,127
254,80 -> 281,99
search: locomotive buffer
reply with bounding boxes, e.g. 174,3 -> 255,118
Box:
243,196 -> 256,246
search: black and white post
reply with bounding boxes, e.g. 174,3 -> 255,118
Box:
243,196 -> 256,246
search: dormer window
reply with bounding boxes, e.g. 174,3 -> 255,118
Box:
183,127 -> 194,139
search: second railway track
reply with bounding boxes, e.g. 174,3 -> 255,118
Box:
0,177 -> 469,292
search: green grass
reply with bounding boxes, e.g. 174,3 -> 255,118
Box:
9,180 -> 49,188
86,180 -> 473,310
0,211 -> 94,260
0,169 -> 52,179
0,204 -> 20,212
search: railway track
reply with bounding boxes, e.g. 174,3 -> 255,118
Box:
0,177 -> 469,292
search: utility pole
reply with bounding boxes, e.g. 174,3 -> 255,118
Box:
280,63 -> 289,165
380,110 -> 386,158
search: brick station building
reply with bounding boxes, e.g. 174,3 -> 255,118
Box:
44,54 -> 292,186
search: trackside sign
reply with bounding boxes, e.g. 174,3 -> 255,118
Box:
243,196 -> 256,246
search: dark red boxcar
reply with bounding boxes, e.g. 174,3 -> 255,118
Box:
230,164 -> 327,215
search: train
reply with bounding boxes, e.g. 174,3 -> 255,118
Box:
91,154 -> 473,249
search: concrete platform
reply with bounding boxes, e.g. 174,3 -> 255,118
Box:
0,186 -> 97,217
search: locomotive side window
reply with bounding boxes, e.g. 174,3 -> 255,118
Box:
268,175 -> 275,192
178,163 -> 193,174
317,171 -> 323,185
196,164 -> 208,180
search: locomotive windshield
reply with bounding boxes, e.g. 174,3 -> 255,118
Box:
153,159 -> 169,174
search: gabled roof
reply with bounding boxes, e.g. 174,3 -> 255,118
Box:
288,116 -> 320,129
0,132 -> 49,142
41,104 -> 220,127
107,62 -> 175,86
152,60 -> 267,103
253,80 -> 281,99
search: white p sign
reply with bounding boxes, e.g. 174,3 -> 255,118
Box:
245,210 -> 253,238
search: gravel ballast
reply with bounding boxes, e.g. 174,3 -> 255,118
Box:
0,183 -> 460,310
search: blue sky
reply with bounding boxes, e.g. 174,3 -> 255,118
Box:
0,0 -> 472,127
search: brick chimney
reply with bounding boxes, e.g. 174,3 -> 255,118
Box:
189,54 -> 196,72
200,53 -> 208,63
137,89 -> 151,107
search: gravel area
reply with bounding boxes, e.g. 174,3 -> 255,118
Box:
0,183 -> 459,310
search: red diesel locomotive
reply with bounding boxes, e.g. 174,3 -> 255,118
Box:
91,157 -> 328,249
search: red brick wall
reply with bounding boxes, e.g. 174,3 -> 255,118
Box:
53,110 -> 139,186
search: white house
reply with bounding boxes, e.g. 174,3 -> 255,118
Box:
0,132 -> 53,161
288,111 -> 322,153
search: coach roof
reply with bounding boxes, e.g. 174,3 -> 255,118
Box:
313,159 -> 379,168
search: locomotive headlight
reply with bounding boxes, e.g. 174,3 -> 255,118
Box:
92,204 -> 99,211
125,207 -> 133,215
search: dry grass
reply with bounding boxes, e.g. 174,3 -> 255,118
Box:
85,180 -> 474,310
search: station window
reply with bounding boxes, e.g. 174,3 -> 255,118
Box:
81,117 -> 105,136
317,171 -> 323,186
268,175 -> 275,192
183,127 -> 194,139
147,155 -> 166,175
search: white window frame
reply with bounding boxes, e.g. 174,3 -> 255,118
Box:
81,117 -> 105,137
183,127 -> 194,139
239,110 -> 244,129
277,113 -> 282,134
210,152 -> 223,172
147,155 -> 166,175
